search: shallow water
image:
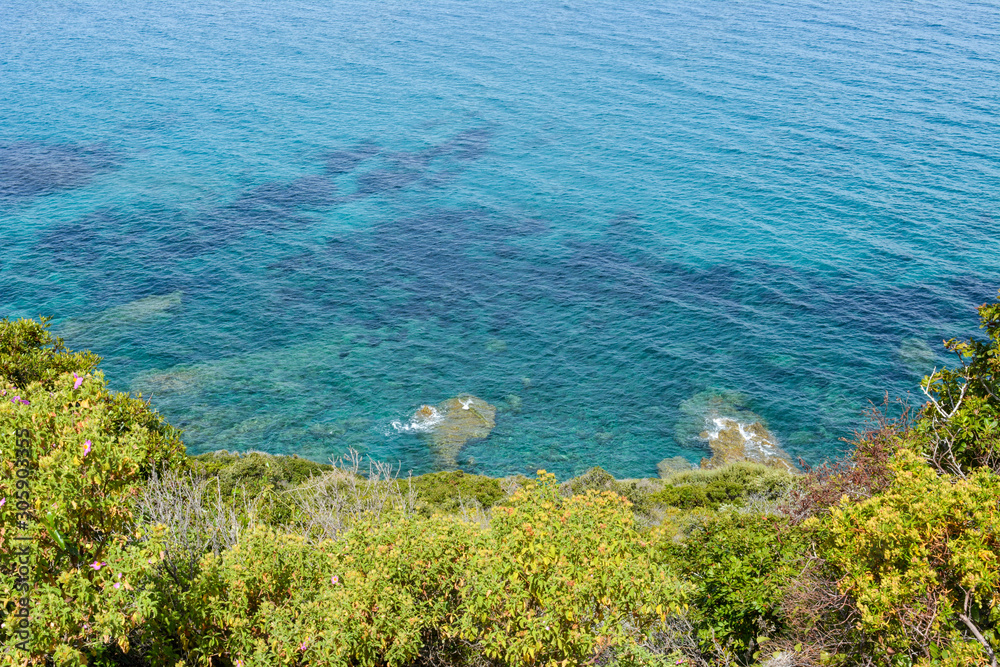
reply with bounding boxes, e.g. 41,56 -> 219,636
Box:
2,0 -> 998,477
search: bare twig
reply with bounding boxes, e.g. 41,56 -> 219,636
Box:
922,368 -> 968,421
283,448 -> 413,543
958,613 -> 998,667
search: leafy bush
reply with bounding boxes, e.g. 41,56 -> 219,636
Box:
187,451 -> 334,526
559,467 -> 660,516
0,318 -> 185,664
186,451 -> 334,495
0,317 -> 99,391
917,290 -> 1000,475
656,512 -> 808,663
650,463 -> 794,512
0,372 -> 184,565
822,448 -> 999,665
128,472 -> 694,667
457,471 -> 690,666
410,470 -> 505,516
298,514 -> 477,667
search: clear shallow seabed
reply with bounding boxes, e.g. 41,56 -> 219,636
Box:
1,0 -> 998,477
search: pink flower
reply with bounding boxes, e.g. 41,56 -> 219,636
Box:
114,582 -> 121,589
299,641 -> 308,651
331,575 -> 339,585
73,373 -> 84,390
83,440 -> 92,457
90,561 -> 104,571
0,498 -> 5,508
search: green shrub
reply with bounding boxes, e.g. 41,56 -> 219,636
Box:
0,318 -> 184,664
650,462 -> 794,511
409,470 -> 505,515
187,451 -> 333,494
302,514 -> 477,667
0,317 -> 100,391
821,447 -> 999,664
560,467 -> 657,515
178,451 -> 336,528
917,290 -> 1000,475
657,511 -> 808,662
138,512 -> 479,666
0,371 -> 185,662
457,471 -> 690,666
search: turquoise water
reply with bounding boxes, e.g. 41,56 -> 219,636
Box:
2,0 -> 998,478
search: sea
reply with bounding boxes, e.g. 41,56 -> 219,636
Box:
2,0 -> 998,478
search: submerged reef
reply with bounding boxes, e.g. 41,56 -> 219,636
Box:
672,388 -> 797,473
399,395 -> 497,467
699,417 -> 797,473
58,291 -> 183,341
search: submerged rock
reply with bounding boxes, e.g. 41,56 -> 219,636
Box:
898,337 -> 936,377
675,389 -> 752,444
700,417 -> 796,473
485,339 -> 507,353
432,395 -> 497,465
60,291 -> 183,340
399,395 -> 497,467
657,456 -> 694,478
594,431 -> 614,444
503,394 -> 523,413
132,366 -> 203,395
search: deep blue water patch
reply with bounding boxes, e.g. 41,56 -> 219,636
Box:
0,142 -> 121,204
1,0 -> 998,477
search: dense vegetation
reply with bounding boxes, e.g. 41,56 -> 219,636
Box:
1,291 -> 998,666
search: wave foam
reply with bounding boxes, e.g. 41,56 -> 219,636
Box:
390,405 -> 443,434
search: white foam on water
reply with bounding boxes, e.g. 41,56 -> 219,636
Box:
705,416 -> 781,456
736,421 -> 780,457
389,405 -> 444,434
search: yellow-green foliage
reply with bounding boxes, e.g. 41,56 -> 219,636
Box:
140,526 -> 342,666
27,534 -> 165,666
823,446 -> 999,663
0,380 -> 183,664
134,474 -> 688,667
144,512 -> 476,667
655,511 -> 808,661
559,467 -> 656,515
0,317 -> 99,391
458,472 -> 690,666
0,320 -> 185,663
650,462 -> 794,510
916,291 -> 1000,474
0,372 -> 184,566
186,451 -> 334,493
409,470 -> 505,515
182,451 -> 335,525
